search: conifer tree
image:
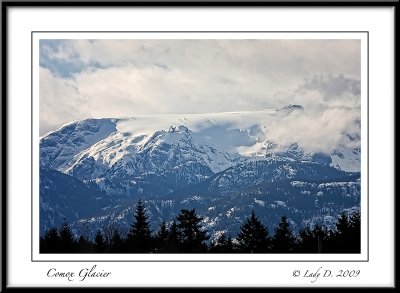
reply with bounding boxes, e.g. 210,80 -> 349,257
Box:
336,213 -> 350,236
166,220 -> 180,252
334,212 -> 351,252
77,235 -> 91,253
94,230 -> 106,253
236,211 -> 271,253
348,210 -> 361,253
272,216 -> 296,252
298,225 -> 328,253
176,209 -> 209,253
210,234 -> 234,253
126,199 -> 152,252
41,227 -> 60,253
153,221 -> 169,253
58,221 -> 76,253
109,229 -> 124,253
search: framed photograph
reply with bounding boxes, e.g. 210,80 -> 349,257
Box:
2,1 -> 396,289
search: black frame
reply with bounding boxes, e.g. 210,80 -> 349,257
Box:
1,1 -> 398,290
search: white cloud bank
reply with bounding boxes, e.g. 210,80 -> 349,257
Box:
40,39 -> 361,153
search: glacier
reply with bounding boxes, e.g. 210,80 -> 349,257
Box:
39,108 -> 361,238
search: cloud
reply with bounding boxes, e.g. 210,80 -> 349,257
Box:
40,39 -> 360,79
265,73 -> 361,153
39,67 -> 89,135
299,74 -> 360,99
267,104 -> 360,153
39,39 -> 361,152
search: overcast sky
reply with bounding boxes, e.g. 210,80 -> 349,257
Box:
40,39 -> 361,146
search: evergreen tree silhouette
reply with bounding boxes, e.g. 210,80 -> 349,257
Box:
126,199 -> 152,252
335,212 -> 351,253
39,205 -> 362,254
94,230 -> 107,253
58,221 -> 76,253
153,221 -> 169,253
166,220 -> 180,253
77,235 -> 92,253
236,211 -> 271,253
210,234 -> 234,253
40,227 -> 60,253
348,210 -> 361,253
272,216 -> 296,253
336,213 -> 350,235
176,209 -> 209,253
109,229 -> 124,253
298,225 -> 328,253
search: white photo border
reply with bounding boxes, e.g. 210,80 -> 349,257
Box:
5,6 -> 395,288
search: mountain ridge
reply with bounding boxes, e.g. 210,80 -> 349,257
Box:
39,108 -> 361,237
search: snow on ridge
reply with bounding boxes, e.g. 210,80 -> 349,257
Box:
112,110 -> 285,159
40,118 -> 119,171
330,145 -> 360,173
40,118 -> 119,140
115,110 -> 276,137
41,109 -> 360,175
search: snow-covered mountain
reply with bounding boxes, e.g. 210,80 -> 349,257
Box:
39,107 -> 361,237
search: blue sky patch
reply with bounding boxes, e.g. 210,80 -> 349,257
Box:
40,40 -> 86,78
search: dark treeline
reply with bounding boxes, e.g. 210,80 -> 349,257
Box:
40,199 -> 360,254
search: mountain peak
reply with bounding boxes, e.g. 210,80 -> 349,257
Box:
278,104 -> 304,112
168,125 -> 189,133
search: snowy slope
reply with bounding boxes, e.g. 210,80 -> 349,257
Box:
41,108 -> 360,172
330,145 -> 361,172
40,108 -> 360,197
40,118 -> 117,171
39,107 -> 361,236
